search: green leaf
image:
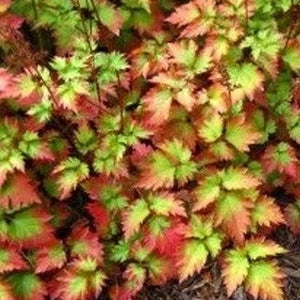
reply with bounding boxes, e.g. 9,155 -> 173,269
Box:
148,215 -> 170,236
198,113 -> 223,143
27,100 -> 52,122
267,71 -> 292,110
7,272 -> 44,300
7,209 -> 45,242
122,123 -> 149,146
57,258 -> 106,299
221,167 -> 261,190
216,192 -> 251,243
133,246 -> 151,262
245,261 -> 284,300
0,119 -> 19,147
54,158 -> 89,198
161,139 -> 197,183
101,185 -> 128,211
77,257 -> 98,272
124,8 -> 154,31
271,142 -> 296,166
185,215 -> 223,258
223,250 -> 250,295
57,80 -> 89,111
90,270 -> 107,296
122,199 -> 150,239
0,249 -> 9,266
188,214 -> 214,239
194,174 -> 221,211
241,29 -> 281,60
122,0 -> 151,12
95,52 -> 128,72
168,40 -> 197,68
108,240 -> 130,262
51,56 -> 88,82
148,192 -> 185,216
138,140 -> 197,189
74,126 -> 97,155
48,244 -> 67,264
228,63 -> 263,98
93,136 -> 127,175
245,240 -> 285,260
210,141 -> 234,160
0,149 -> 25,185
178,239 -> 208,281
124,263 -> 146,288
95,52 -> 128,84
18,131 -> 40,158
67,274 -> 88,298
290,122 -> 300,143
277,0 -> 293,11
17,73 -> 37,96
98,115 -> 121,134
205,233 -> 223,258
283,46 -> 300,72
97,3 -> 123,35
225,117 -> 261,151
147,254 -> 167,280
251,196 -> 284,230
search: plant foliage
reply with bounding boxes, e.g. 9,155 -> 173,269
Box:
0,0 -> 299,299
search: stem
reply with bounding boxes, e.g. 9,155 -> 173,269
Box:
39,2 -> 64,11
73,0 -> 93,52
86,0 -> 93,35
219,63 -> 232,106
72,0 -> 102,104
283,0 -> 295,54
21,251 -> 35,269
0,27 -> 58,107
31,0 -> 43,50
84,96 -> 113,115
226,83 -> 232,107
90,0 -> 102,24
33,66 -> 59,107
283,26 -> 294,53
117,72 -> 125,132
135,188 -> 144,199
94,77 -> 103,105
244,0 -> 249,32
31,0 -> 38,21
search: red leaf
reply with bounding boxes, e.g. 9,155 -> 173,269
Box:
7,207 -> 56,249
142,86 -> 172,125
0,281 -> 14,300
216,193 -> 253,244
87,202 -> 111,237
68,225 -> 103,261
0,173 -> 41,209
0,68 -> 18,99
166,0 -> 216,38
35,242 -> 66,273
251,196 -> 285,230
262,143 -> 297,178
143,219 -> 185,257
0,246 -> 27,273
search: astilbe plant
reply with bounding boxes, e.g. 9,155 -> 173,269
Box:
0,0 -> 300,299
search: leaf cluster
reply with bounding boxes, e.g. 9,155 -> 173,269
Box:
0,0 -> 299,299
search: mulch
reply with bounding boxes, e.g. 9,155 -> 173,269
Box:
137,226 -> 300,300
